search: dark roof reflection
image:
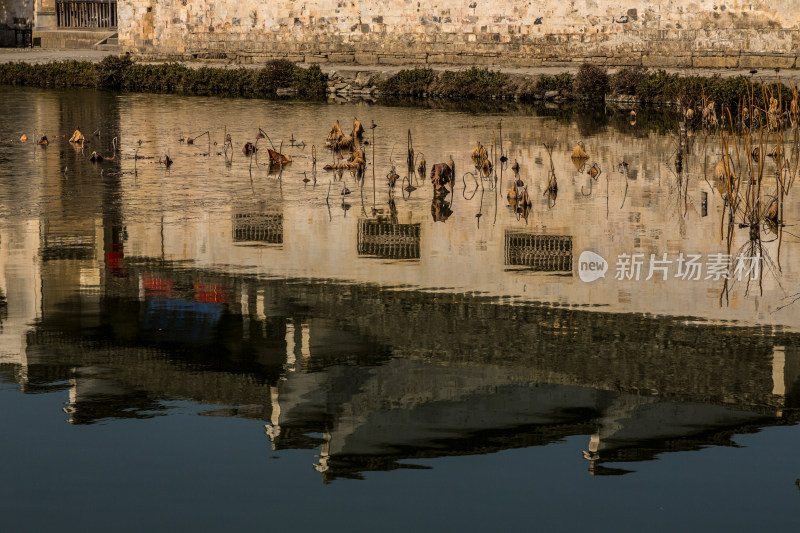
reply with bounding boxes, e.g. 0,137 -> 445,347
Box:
3,258 -> 799,481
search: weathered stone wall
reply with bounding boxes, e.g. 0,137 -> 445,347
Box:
0,0 -> 32,47
119,0 -> 800,68
0,0 -> 33,24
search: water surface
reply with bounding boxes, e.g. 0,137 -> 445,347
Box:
0,87 -> 798,531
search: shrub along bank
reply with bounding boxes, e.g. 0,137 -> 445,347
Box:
0,55 -> 327,97
0,55 -> 793,110
380,64 -> 795,110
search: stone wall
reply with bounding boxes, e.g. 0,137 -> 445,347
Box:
118,1 -> 800,68
0,0 -> 32,47
0,0 -> 33,25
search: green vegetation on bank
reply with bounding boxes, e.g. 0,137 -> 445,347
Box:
1,56 -> 794,110
380,65 -> 795,109
0,55 -> 327,97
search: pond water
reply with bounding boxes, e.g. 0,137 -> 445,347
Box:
0,87 -> 798,531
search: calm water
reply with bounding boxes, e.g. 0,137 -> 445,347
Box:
0,87 -> 798,531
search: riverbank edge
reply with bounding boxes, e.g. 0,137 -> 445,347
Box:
0,51 -> 797,109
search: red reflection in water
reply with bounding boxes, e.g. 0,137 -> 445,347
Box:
104,243 -> 128,278
194,283 -> 229,303
143,274 -> 175,297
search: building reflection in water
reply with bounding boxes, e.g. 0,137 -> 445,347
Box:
1,87 -> 800,486
3,255 -> 797,482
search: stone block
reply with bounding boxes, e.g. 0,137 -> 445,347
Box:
739,54 -> 796,69
605,55 -> 642,66
377,54 -> 417,65
693,55 -> 739,68
642,54 -> 692,67
355,71 -> 372,85
355,52 -> 378,64
540,60 -> 574,67
328,52 -> 356,62
305,54 -> 329,63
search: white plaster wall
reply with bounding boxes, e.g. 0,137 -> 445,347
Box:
119,1 -> 800,67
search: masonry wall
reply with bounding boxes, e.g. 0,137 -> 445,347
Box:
0,0 -> 32,47
119,1 -> 800,68
0,0 -> 33,24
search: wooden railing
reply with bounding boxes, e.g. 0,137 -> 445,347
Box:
56,0 -> 117,28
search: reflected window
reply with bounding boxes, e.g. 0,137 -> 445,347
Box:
357,219 -> 421,260
504,232 -> 573,273
232,208 -> 283,245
